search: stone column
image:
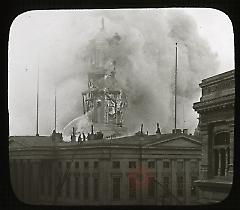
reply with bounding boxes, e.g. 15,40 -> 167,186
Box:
48,161 -> 53,202
225,147 -> 228,176
101,159 -> 109,205
16,160 -> 21,201
228,127 -> 234,177
69,173 -> 72,201
200,131 -> 209,180
156,159 -> 161,205
28,161 -> 33,203
185,159 -> 190,205
23,160 -> 27,202
217,149 -> 221,176
52,160 -> 57,203
31,160 -> 40,204
9,160 -> 15,195
171,159 -> 177,205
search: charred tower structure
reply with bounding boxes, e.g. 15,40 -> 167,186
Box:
82,18 -> 127,137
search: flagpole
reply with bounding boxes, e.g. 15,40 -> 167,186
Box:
55,87 -> 57,132
36,65 -> 39,136
174,43 -> 178,130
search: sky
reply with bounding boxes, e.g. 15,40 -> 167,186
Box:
8,8 -> 234,136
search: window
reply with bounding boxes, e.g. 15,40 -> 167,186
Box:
93,178 -> 99,200
112,161 -> 120,169
163,177 -> 170,197
94,161 -> 99,169
148,161 -> 155,169
191,176 -> 197,196
84,161 -> 89,169
75,161 -> 79,169
213,132 -> 230,176
129,177 -> 136,199
148,177 -> 155,198
57,173 -> 62,197
83,177 -> 89,199
163,161 -> 170,169
129,161 -> 136,169
177,176 -> 184,196
58,161 -> 62,169
190,161 -> 198,172
112,177 -> 121,200
66,176 -> 71,198
214,132 -> 230,145
177,161 -> 184,171
75,176 -> 79,198
66,161 -> 71,169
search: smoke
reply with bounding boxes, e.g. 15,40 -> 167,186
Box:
9,9 -> 220,136
74,9 -> 219,134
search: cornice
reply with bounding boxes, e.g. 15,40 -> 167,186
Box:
193,95 -> 234,113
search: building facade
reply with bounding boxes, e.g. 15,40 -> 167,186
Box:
193,69 -> 235,204
9,128 -> 201,205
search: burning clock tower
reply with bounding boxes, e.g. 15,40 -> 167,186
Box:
82,18 -> 128,137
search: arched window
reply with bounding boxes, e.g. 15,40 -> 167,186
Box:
213,132 -> 230,176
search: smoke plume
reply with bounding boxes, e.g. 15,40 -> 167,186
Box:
9,9 -> 220,136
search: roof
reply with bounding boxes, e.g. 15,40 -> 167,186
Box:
9,136 -> 54,149
9,133 -> 201,150
200,69 -> 235,87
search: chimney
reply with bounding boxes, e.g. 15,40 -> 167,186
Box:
52,131 -> 63,142
51,129 -> 56,142
156,123 -> 161,134
91,124 -> 94,134
71,127 -> 76,142
172,128 -> 182,134
183,129 -> 188,135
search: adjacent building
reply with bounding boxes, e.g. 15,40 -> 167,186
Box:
193,69 -> 235,204
9,127 -> 201,205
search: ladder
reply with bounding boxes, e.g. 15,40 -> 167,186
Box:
52,144 -> 81,204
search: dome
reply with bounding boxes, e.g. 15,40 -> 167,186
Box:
94,18 -> 109,49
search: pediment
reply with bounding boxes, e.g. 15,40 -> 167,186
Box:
146,136 -> 201,148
